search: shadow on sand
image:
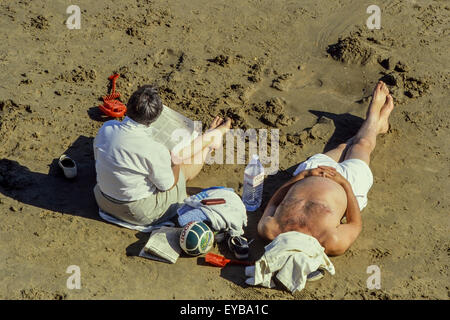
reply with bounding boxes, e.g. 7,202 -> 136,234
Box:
308,109 -> 364,152
0,135 -> 100,221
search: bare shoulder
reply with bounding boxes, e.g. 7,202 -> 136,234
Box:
320,229 -> 340,256
257,216 -> 280,241
320,222 -> 362,256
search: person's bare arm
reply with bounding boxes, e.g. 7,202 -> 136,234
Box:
168,164 -> 181,190
319,166 -> 362,256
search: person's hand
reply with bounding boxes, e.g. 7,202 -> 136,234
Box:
317,166 -> 349,186
305,166 -> 337,178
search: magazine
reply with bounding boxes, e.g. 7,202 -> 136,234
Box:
150,105 -> 201,152
138,227 -> 183,264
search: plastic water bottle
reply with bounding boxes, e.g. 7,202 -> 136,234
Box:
242,154 -> 264,211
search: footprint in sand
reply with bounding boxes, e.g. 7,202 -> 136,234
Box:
290,69 -> 324,90
269,68 -> 323,92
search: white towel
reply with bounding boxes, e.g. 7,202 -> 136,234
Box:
245,231 -> 335,293
99,209 -> 174,233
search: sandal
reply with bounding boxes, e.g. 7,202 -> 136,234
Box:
307,269 -> 325,282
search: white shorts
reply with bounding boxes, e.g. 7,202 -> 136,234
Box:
293,154 -> 373,210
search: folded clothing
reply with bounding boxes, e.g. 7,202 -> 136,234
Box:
245,231 -> 335,293
177,187 -> 247,237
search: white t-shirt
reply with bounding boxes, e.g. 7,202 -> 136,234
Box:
93,116 -> 175,201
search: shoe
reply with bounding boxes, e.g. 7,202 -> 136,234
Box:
58,154 -> 77,179
227,235 -> 249,260
306,269 -> 325,282
214,231 -> 226,243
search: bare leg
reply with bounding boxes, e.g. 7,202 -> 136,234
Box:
180,117 -> 232,181
172,116 -> 223,164
323,137 -> 355,163
181,146 -> 212,181
344,81 -> 394,165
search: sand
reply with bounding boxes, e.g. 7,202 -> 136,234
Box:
0,0 -> 449,300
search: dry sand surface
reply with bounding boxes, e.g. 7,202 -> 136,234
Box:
0,0 -> 449,300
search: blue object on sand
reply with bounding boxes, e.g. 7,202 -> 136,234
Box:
177,208 -> 208,227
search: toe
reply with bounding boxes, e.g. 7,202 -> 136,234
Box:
375,81 -> 383,93
209,116 -> 220,129
386,94 -> 394,108
223,117 -> 232,129
380,94 -> 394,121
382,82 -> 390,95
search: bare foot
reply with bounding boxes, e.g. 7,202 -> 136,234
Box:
378,94 -> 394,134
216,117 -> 232,135
367,81 -> 389,119
205,117 -> 232,149
209,116 -> 224,130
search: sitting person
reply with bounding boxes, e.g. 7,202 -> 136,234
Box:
93,85 -> 231,226
257,81 -> 395,256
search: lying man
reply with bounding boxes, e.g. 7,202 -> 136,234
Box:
93,85 -> 231,226
257,81 -> 394,256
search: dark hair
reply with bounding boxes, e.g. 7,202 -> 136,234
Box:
126,85 -> 163,126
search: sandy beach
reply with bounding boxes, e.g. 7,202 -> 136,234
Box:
0,0 -> 449,300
